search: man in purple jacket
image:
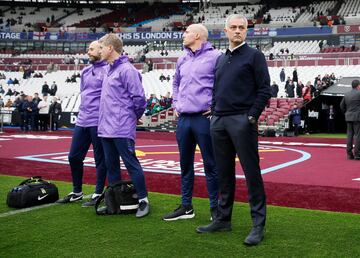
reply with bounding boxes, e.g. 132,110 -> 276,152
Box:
98,34 -> 149,218
57,41 -> 110,207
162,24 -> 221,221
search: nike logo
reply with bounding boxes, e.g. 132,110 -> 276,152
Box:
185,209 -> 193,214
38,194 -> 48,201
69,195 -> 82,202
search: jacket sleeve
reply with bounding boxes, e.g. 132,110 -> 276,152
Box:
172,58 -> 183,110
125,67 -> 147,119
249,51 -> 272,119
340,97 -> 346,113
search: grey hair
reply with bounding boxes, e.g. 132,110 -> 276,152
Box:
225,14 -> 248,29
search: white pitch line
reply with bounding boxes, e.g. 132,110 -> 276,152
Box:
352,178 -> 360,181
0,194 -> 91,218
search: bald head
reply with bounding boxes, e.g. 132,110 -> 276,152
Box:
182,23 -> 209,51
187,24 -> 209,41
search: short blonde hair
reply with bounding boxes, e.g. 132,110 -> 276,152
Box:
99,33 -> 123,54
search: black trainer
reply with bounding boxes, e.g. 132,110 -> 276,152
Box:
56,192 -> 83,204
82,195 -> 101,207
163,205 -> 195,221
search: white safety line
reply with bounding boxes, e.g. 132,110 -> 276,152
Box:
0,194 -> 91,218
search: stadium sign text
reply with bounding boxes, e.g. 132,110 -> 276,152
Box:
0,32 -> 21,39
117,32 -> 183,40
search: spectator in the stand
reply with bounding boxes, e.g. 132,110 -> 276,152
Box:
7,78 -> 13,85
5,88 -> 14,96
289,104 -> 301,136
319,40 -> 323,51
0,96 -> 3,107
13,78 -> 19,85
285,79 -> 295,98
0,85 -> 4,94
166,75 -> 171,82
5,98 -> 13,107
269,53 -> 274,60
296,81 -> 304,98
302,81 -> 312,103
38,95 -> 50,131
32,93 -> 41,131
322,74 -> 331,88
70,74 -> 77,83
148,60 -> 153,71
159,73 -> 166,82
280,68 -> 285,82
50,81 -> 57,96
23,95 -> 37,131
49,96 -> 62,130
330,73 -> 336,82
42,81 -> 50,96
270,81 -> 279,98
65,77 -> 71,83
292,68 -> 298,84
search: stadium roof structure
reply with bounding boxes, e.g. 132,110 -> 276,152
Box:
321,77 -> 360,97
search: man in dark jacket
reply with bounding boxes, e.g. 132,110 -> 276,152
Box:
196,14 -> 271,246
49,97 -> 62,130
41,81 -> 49,96
340,79 -> 360,160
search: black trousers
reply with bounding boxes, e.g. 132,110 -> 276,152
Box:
210,114 -> 266,227
346,121 -> 360,157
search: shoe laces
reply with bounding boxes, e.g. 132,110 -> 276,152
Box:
139,201 -> 147,210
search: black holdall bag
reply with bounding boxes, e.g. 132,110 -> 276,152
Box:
95,180 -> 139,215
7,176 -> 59,208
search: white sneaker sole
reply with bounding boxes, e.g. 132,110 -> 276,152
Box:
163,213 -> 195,221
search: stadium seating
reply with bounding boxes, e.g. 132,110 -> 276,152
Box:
1,6 -> 75,31
296,1 -> 336,24
264,40 -> 325,56
338,0 -> 360,18
193,4 -> 263,28
57,8 -> 113,27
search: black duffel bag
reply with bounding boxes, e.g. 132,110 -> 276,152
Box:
7,176 -> 59,208
95,180 -> 138,215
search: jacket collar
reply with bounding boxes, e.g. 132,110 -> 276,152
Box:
184,41 -> 213,57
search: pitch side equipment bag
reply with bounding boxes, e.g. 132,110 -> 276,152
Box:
95,180 -> 138,215
6,176 -> 59,208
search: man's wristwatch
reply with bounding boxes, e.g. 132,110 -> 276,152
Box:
248,116 -> 257,124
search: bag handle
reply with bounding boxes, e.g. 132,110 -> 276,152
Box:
19,176 -> 44,185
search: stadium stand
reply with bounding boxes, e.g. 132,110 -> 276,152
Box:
296,1 -> 337,24
57,8 -> 113,28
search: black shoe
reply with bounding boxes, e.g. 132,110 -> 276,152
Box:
348,154 -> 354,160
354,156 -> 360,160
82,195 -> 100,207
56,192 -> 83,204
210,207 -> 218,221
243,226 -> 265,246
196,220 -> 232,233
163,205 -> 195,221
